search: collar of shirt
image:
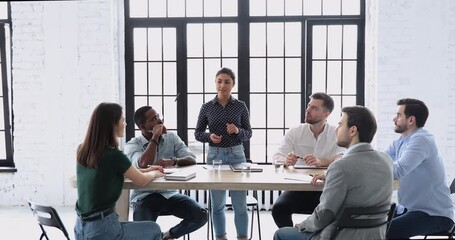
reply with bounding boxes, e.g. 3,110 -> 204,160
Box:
344,142 -> 370,156
210,95 -> 237,106
398,127 -> 424,142
305,122 -> 330,140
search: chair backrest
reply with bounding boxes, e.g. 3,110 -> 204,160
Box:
449,178 -> 455,194
334,203 -> 396,238
28,200 -> 70,240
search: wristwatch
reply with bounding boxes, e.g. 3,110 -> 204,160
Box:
171,157 -> 178,166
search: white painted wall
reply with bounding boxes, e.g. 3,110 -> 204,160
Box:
0,0 -> 454,207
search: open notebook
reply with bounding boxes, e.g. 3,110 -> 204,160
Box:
164,170 -> 196,181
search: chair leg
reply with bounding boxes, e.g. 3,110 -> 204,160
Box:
256,206 -> 262,240
207,192 -> 214,240
246,205 -> 262,240
39,225 -> 49,240
249,206 -> 254,240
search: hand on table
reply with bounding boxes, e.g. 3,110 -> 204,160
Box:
155,159 -> 175,168
302,154 -> 322,167
285,152 -> 299,166
140,165 -> 163,172
311,172 -> 326,186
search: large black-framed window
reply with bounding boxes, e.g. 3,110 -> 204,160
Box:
124,0 -> 365,164
0,2 -> 13,170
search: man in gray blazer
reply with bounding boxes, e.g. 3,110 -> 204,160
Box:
274,106 -> 393,240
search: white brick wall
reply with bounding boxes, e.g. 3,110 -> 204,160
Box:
0,0 -> 120,206
373,0 -> 455,184
1,0 -> 455,207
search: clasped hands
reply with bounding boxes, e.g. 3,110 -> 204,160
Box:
285,152 -> 322,167
155,159 -> 177,168
139,165 -> 165,177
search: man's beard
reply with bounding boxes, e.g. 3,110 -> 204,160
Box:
394,124 -> 407,133
305,115 -> 322,125
336,138 -> 349,148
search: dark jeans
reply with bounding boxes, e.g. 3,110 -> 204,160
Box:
272,191 -> 322,228
132,193 -> 208,238
387,210 -> 454,239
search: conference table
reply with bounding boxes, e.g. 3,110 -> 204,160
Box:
71,164 -> 399,221
71,164 -> 328,221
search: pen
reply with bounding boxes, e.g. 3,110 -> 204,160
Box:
284,177 -> 307,182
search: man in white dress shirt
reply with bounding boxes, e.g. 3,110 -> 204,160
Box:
271,92 -> 345,228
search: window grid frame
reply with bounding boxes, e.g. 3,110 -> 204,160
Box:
124,0 -> 365,164
0,1 -> 14,169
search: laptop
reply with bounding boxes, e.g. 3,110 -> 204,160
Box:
164,170 -> 196,181
230,164 -> 263,172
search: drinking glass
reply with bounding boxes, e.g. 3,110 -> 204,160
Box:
212,160 -> 222,172
274,158 -> 285,172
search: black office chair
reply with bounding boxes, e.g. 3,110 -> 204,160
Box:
207,159 -> 262,240
423,178 -> 455,239
28,200 -> 71,240
332,202 -> 396,239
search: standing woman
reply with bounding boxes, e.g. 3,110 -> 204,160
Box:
195,68 -> 253,240
75,102 -> 164,240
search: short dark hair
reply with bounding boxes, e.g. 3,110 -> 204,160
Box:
310,92 -> 334,113
133,106 -> 153,128
341,106 -> 377,143
216,67 -> 236,85
397,98 -> 429,128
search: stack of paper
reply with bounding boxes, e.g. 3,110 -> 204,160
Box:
164,170 -> 196,181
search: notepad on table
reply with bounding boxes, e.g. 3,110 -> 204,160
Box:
293,160 -> 327,169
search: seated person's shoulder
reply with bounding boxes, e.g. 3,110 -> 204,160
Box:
409,131 -> 434,145
163,131 -> 179,141
125,136 -> 141,145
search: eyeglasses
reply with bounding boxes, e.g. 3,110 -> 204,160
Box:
396,113 -> 410,119
151,114 -> 161,122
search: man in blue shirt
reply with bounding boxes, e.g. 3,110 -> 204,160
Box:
387,98 -> 454,239
124,106 -> 207,240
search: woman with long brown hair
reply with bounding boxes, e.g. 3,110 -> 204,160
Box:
74,102 -> 164,240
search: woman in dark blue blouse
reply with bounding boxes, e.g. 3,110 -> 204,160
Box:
195,67 -> 252,240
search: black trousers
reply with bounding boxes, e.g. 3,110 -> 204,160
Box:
271,191 -> 322,228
